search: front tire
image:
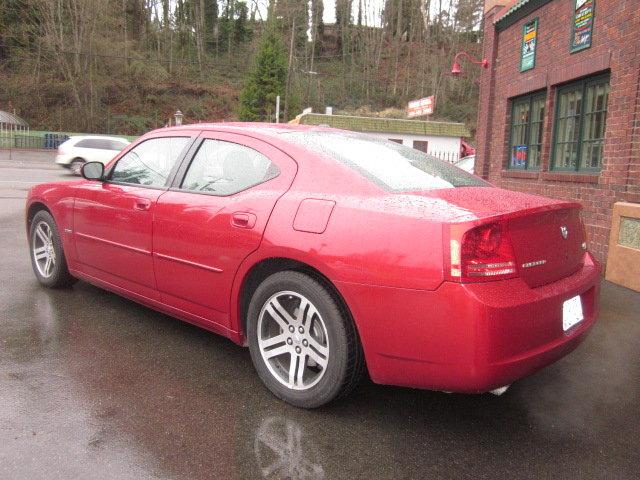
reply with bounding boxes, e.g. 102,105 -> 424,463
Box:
29,210 -> 77,288
69,158 -> 85,175
247,271 -> 364,408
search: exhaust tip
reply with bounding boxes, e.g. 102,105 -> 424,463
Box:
489,385 -> 510,396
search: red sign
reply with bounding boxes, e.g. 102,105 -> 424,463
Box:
407,96 -> 435,118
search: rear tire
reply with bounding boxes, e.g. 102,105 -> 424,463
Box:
247,271 -> 364,408
29,210 -> 77,288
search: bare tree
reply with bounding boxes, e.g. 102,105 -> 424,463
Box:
36,0 -> 102,128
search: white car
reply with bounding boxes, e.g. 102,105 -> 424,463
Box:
55,136 -> 131,174
454,155 -> 475,174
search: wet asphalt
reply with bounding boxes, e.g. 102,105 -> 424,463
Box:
1,152 -> 639,480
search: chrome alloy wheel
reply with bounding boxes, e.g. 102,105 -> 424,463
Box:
32,221 -> 56,278
70,160 -> 84,175
257,291 -> 330,391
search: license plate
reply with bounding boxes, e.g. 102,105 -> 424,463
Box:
563,295 -> 584,332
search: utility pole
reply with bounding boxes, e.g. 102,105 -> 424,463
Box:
283,17 -> 295,122
275,95 -> 280,123
308,20 -> 316,105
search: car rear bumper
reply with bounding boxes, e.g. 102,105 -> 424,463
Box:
337,252 -> 600,393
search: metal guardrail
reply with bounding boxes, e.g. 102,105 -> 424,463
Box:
0,134 -> 69,150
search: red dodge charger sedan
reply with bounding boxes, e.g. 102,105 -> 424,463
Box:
26,124 -> 600,408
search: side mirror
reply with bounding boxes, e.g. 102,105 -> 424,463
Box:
81,162 -> 104,181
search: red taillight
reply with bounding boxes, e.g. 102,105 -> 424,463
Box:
451,222 -> 517,281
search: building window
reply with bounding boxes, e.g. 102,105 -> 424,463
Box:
552,74 -> 610,172
388,138 -> 403,144
508,92 -> 545,170
413,140 -> 429,153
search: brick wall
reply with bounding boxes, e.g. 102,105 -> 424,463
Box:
477,0 -> 640,264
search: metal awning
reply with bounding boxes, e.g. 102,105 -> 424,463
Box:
0,110 -> 28,127
494,0 -> 553,31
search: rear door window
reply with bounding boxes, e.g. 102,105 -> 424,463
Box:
109,140 -> 128,150
110,137 -> 190,187
180,139 -> 280,195
75,139 -> 99,149
75,138 -> 118,150
92,139 -> 112,150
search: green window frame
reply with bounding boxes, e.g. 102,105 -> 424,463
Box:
551,73 -> 610,172
508,92 -> 546,170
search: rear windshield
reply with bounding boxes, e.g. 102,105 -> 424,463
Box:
283,131 -> 488,192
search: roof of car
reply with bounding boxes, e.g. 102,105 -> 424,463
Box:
70,135 -> 130,141
145,123 -> 345,166
159,122 -> 326,136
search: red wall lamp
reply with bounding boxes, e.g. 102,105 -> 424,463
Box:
451,51 -> 490,76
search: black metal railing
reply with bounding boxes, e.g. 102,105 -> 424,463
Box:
0,134 -> 70,150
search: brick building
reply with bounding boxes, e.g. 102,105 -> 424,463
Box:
476,0 -> 640,265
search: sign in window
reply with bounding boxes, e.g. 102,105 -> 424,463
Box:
509,93 -> 545,170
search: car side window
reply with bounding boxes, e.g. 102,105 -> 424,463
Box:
93,139 -> 111,150
110,137 -> 189,187
109,140 -> 128,151
76,139 -> 98,149
181,139 -> 280,195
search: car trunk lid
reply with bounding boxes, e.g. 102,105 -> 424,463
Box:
421,187 -> 585,287
507,207 -> 584,287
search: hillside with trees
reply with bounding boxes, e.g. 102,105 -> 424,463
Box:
0,0 -> 484,137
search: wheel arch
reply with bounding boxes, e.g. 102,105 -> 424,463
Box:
26,201 -> 52,232
236,257 -> 361,350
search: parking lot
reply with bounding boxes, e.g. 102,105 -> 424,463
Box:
1,152 -> 639,479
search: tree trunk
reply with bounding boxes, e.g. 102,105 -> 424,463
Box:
284,18 -> 295,122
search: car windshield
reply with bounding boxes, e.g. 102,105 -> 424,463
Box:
282,131 -> 488,192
